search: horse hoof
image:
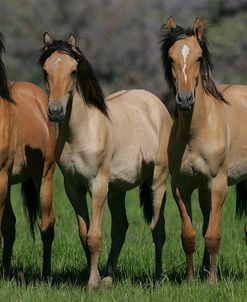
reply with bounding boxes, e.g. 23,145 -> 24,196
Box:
101,276 -> 113,286
87,276 -> 101,290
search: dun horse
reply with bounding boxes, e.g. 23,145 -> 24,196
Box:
39,32 -> 172,288
160,17 -> 247,283
0,34 -> 56,278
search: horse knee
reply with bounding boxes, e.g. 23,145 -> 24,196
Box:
87,233 -> 102,254
205,234 -> 220,254
39,213 -> 55,242
182,232 -> 196,254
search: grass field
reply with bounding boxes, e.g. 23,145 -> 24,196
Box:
0,169 -> 246,301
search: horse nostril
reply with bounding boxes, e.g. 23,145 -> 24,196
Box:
177,94 -> 183,104
58,106 -> 63,114
48,106 -> 53,115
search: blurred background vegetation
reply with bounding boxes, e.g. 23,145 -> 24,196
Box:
0,0 -> 247,107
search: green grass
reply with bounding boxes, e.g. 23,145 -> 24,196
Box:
1,169 -> 246,301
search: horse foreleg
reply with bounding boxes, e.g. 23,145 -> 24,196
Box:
172,182 -> 195,280
198,188 -> 211,277
1,187 -> 15,276
204,173 -> 227,284
87,175 -> 108,289
36,162 -> 56,279
102,191 -> 128,286
64,179 -> 90,266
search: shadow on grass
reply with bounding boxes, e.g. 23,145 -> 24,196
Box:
2,262 -> 245,289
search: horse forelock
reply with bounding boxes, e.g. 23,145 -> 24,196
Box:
160,24 -> 226,103
38,39 -> 108,116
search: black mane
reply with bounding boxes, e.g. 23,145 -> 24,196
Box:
0,33 -> 14,103
160,24 -> 226,103
38,39 -> 108,116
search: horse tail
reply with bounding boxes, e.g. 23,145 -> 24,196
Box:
140,180 -> 153,224
21,178 -> 39,240
236,181 -> 247,219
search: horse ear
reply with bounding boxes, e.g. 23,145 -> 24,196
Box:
192,17 -> 204,39
163,16 -> 177,33
68,33 -> 77,50
43,32 -> 54,47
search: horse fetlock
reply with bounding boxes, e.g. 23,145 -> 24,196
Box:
88,272 -> 101,290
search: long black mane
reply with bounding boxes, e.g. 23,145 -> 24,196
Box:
0,33 -> 14,103
38,39 -> 108,116
160,24 -> 226,103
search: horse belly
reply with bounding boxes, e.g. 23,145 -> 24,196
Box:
10,146 -> 45,184
228,158 -> 247,185
109,153 -> 154,191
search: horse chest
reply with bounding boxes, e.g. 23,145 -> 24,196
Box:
56,141 -> 102,184
180,153 -> 209,178
170,146 -> 220,185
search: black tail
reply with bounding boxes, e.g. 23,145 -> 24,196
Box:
21,178 -> 39,240
140,180 -> 153,224
236,181 -> 247,219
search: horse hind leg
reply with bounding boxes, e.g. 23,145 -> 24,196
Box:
236,180 -> 247,245
64,178 -> 90,268
198,188 -> 211,277
1,187 -> 16,277
102,191 -> 128,286
33,160 -> 56,279
140,169 -> 167,280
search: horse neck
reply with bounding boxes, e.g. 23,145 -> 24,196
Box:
60,90 -> 106,143
176,82 -> 210,138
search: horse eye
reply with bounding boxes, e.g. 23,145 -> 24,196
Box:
43,69 -> 48,76
197,57 -> 202,62
71,70 -> 77,77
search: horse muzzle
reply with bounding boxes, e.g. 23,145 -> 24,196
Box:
48,103 -> 66,122
176,91 -> 195,111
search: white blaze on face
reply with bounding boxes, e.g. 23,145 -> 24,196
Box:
181,44 -> 190,83
55,57 -> 61,65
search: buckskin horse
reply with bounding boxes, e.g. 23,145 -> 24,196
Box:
39,32 -> 172,288
0,33 -> 56,278
160,17 -> 247,283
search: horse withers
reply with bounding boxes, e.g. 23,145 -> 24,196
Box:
0,34 -> 56,279
160,17 -> 247,283
39,32 -> 172,289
